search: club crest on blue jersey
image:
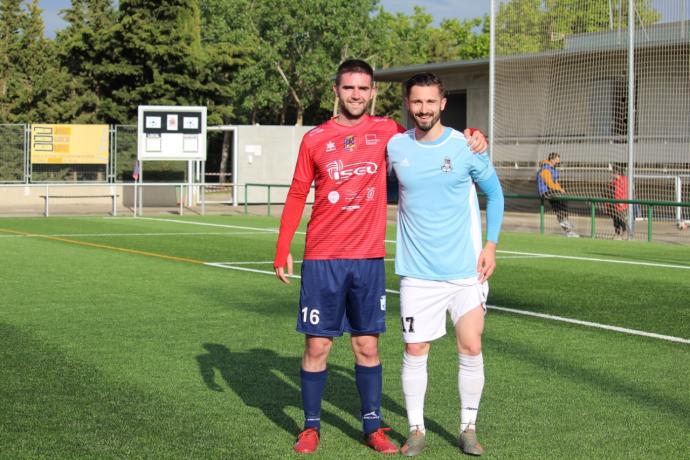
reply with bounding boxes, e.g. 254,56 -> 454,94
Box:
441,156 -> 452,172
344,135 -> 356,152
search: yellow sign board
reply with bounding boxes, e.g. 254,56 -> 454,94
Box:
31,124 -> 109,164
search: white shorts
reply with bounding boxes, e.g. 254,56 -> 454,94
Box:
399,276 -> 488,343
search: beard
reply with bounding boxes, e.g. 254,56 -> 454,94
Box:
413,111 -> 441,131
339,100 -> 368,120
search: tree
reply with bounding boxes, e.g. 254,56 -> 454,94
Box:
201,0 -> 380,126
495,0 -> 661,55
96,0 -> 207,124
363,6 -> 490,120
50,0 -> 118,122
0,0 -> 58,123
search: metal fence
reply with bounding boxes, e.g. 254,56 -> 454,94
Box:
490,0 -> 690,238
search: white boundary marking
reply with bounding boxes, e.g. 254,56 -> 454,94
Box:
207,261 -> 690,345
1,231 -> 278,238
499,250 -> 690,270
129,218 -> 690,271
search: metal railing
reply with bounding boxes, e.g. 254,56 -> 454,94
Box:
243,183 -> 314,217
240,183 -> 690,242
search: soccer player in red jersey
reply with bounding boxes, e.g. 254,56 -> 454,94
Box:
273,59 -> 486,454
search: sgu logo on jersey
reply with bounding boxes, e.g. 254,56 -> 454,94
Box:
441,156 -> 452,172
326,160 -> 378,181
344,135 -> 356,151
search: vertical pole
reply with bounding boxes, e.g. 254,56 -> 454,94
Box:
675,176 -> 682,224
25,124 -> 30,183
138,163 -> 143,217
489,0 -> 496,161
539,200 -> 545,234
626,0 -> 636,239
244,183 -> 248,215
267,185 -> 272,217
232,127 -> 239,207
45,184 -> 49,217
187,160 -> 194,207
647,205 -> 653,242
590,201 -> 596,238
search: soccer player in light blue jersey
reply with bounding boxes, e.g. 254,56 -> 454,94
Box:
387,73 -> 504,457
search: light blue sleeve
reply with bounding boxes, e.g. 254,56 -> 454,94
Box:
475,172 -> 504,243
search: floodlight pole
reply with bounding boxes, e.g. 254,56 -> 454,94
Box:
626,0 -> 636,238
489,0 -> 495,161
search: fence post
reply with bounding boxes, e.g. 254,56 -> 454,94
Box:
647,205 -> 653,242
590,201 -> 596,238
267,185 -> 272,217
244,184 -> 248,215
539,199 -> 545,234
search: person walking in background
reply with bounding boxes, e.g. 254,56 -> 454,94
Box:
537,152 -> 579,237
607,163 -> 628,240
387,72 -> 504,457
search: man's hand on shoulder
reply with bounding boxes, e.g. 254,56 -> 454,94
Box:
464,128 -> 488,154
275,253 -> 294,284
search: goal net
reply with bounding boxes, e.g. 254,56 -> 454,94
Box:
491,0 -> 690,242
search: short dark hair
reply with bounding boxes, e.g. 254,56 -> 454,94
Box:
335,59 -> 374,86
547,152 -> 560,161
404,72 -> 445,97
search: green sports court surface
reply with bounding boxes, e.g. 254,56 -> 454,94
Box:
1,215 -> 688,458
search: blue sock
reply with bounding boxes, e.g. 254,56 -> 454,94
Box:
355,363 -> 382,435
301,368 -> 328,431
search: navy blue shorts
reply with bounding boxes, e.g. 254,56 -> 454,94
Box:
297,258 -> 387,337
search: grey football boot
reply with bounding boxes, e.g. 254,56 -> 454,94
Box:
459,427 -> 484,456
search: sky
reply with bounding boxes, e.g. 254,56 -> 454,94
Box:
37,0 -> 490,39
36,0 -> 685,39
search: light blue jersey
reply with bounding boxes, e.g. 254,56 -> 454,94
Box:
387,127 -> 504,280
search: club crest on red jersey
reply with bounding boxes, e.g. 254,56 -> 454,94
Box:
344,135 -> 356,152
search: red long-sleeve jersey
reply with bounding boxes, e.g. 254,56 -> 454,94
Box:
274,115 -> 405,267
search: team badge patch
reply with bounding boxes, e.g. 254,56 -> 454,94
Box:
441,156 -> 452,172
344,135 -> 356,152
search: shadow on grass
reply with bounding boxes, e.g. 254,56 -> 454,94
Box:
196,343 -> 458,447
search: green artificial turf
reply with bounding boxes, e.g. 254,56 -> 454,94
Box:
1,216 -> 688,458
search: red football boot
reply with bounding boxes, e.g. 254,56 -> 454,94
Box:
365,427 -> 398,454
293,427 -> 320,454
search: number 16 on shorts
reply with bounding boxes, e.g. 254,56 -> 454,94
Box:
301,307 -> 320,325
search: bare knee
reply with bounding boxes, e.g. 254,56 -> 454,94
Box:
457,339 -> 482,356
303,336 -> 333,370
405,342 -> 430,356
352,335 -> 380,366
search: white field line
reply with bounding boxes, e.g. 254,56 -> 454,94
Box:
130,218 -> 689,271
211,258 -> 395,265
207,261 -> 690,345
136,217 -> 282,233
499,250 -> 690,270
0,231 -> 279,238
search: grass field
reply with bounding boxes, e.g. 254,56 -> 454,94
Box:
1,215 -> 689,459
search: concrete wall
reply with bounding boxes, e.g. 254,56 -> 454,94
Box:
234,125 -> 314,204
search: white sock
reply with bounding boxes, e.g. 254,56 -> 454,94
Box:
459,353 -> 484,432
402,351 -> 428,431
